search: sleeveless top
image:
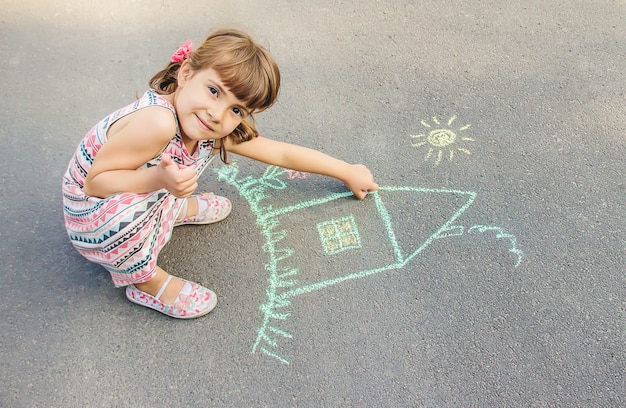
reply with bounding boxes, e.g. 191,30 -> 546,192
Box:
62,90 -> 215,286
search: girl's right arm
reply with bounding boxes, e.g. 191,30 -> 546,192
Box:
224,135 -> 378,199
83,107 -> 198,199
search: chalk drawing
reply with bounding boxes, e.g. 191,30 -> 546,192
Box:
468,225 -> 523,267
214,163 -> 522,364
411,115 -> 474,165
287,170 -> 309,180
317,216 -> 362,255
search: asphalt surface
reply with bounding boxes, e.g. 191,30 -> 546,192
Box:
1,0 -> 624,406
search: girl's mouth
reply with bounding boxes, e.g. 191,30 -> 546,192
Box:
196,114 -> 214,132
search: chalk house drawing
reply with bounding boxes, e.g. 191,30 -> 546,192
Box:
214,164 -> 522,364
411,115 -> 474,165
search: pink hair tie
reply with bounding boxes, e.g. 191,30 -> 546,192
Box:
170,40 -> 193,63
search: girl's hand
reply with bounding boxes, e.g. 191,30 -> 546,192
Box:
157,154 -> 198,198
344,164 -> 379,200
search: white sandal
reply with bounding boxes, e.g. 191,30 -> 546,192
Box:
126,276 -> 217,319
174,193 -> 232,226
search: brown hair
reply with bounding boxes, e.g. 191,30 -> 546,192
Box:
149,29 -> 281,162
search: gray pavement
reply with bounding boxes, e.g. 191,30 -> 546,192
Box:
1,0 -> 624,406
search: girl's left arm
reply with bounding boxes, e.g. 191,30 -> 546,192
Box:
224,136 -> 379,199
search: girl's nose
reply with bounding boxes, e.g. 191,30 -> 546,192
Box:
208,103 -> 226,123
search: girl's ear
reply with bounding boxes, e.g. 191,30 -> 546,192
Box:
177,60 -> 192,87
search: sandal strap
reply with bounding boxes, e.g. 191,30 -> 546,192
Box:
154,275 -> 173,301
176,197 -> 190,222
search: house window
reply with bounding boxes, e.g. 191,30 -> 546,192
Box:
317,215 -> 362,255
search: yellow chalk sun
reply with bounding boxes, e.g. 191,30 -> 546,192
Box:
410,115 -> 474,165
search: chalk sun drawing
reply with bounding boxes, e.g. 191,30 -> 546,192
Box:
214,163 -> 522,365
411,115 -> 474,165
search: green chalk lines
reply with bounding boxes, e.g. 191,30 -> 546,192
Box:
214,163 -> 523,364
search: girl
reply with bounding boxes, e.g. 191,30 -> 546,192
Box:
63,29 -> 379,319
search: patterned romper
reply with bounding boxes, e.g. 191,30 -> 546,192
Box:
62,90 -> 215,287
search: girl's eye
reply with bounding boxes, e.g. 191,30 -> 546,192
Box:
232,107 -> 244,117
209,86 -> 219,97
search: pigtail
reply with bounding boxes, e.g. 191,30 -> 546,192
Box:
149,62 -> 181,94
219,117 -> 259,164
231,117 -> 259,143
150,40 -> 193,93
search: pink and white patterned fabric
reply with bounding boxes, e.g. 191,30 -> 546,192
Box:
62,90 -> 215,287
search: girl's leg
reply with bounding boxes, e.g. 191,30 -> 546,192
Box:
134,266 -> 185,304
128,265 -> 217,319
124,193 -> 228,318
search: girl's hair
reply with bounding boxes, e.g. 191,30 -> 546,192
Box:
149,29 -> 281,163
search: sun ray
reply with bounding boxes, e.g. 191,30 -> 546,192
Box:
436,149 -> 443,165
410,115 -> 474,165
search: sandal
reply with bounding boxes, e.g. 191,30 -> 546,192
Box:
174,192 -> 232,226
126,276 -> 217,319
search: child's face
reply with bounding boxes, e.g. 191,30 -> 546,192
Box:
174,64 -> 248,143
